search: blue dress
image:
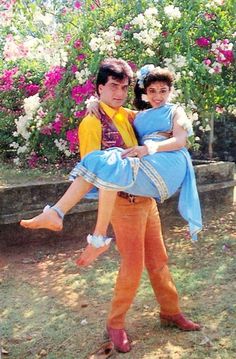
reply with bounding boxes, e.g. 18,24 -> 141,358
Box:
70,104 -> 202,240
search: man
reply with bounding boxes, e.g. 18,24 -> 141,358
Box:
77,58 -> 200,353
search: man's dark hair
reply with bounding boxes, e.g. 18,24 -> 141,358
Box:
96,58 -> 133,95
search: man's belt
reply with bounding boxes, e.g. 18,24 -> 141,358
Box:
117,191 -> 137,203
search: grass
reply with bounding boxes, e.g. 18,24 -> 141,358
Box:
0,207 -> 235,359
0,161 -> 68,186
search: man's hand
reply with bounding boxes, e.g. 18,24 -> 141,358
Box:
121,145 -> 148,159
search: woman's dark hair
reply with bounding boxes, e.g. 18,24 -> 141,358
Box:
96,58 -> 133,95
133,68 -> 174,110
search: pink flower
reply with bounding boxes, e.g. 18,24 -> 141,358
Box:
74,109 -> 86,118
18,75 -> 26,90
161,31 -> 169,37
90,4 -> 96,10
74,1 -> 82,9
37,109 -> 46,118
40,125 -> 52,135
124,24 -> 131,31
25,84 -> 40,96
0,67 -> 18,92
217,50 -> 234,65
195,37 -> 211,47
71,65 -> 78,73
116,30 -> 122,36
71,80 -> 95,104
203,13 -> 216,21
216,105 -> 224,113
61,7 -> 67,15
77,53 -> 86,61
52,115 -> 63,135
44,66 -> 65,96
65,34 -> 72,43
127,61 -> 137,71
73,39 -> 82,49
66,129 -> 78,152
28,152 -> 39,168
203,58 -> 212,66
213,63 -> 222,73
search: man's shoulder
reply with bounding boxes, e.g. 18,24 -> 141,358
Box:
80,114 -> 101,127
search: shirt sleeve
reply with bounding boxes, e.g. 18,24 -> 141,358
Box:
78,115 -> 102,158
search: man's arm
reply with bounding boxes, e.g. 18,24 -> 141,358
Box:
79,115 -> 102,158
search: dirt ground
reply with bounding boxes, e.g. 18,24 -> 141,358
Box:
0,205 -> 235,359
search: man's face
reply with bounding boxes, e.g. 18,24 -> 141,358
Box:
98,76 -> 129,109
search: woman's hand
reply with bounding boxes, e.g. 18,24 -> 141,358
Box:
121,145 -> 148,159
85,96 -> 100,118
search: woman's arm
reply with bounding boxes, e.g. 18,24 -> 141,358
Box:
121,107 -> 189,158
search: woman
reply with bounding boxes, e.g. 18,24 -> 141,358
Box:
21,66 -> 202,264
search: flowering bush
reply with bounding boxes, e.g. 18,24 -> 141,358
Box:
0,0 -> 235,167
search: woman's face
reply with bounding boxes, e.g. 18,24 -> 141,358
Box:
146,81 -> 171,108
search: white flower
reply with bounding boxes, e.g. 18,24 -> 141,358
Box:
146,48 -> 155,56
65,149 -> 71,157
175,72 -> 181,81
206,0 -> 224,8
205,124 -> 211,131
10,142 -> 19,149
144,7 -> 158,17
131,7 -> 162,46
23,94 -> 40,117
17,145 -> 28,154
164,5 -> 181,19
15,115 -> 31,140
54,138 -> 71,157
13,158 -> 21,166
34,11 -> 54,26
174,55 -> 187,68
89,26 -> 121,55
131,14 -> 147,29
75,67 -> 91,84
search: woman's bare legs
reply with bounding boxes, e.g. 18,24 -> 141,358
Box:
20,177 -> 93,231
77,189 -> 118,267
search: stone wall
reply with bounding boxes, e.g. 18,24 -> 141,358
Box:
0,161 -> 235,246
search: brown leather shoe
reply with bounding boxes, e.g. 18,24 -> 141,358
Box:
160,313 -> 201,331
106,326 -> 131,353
